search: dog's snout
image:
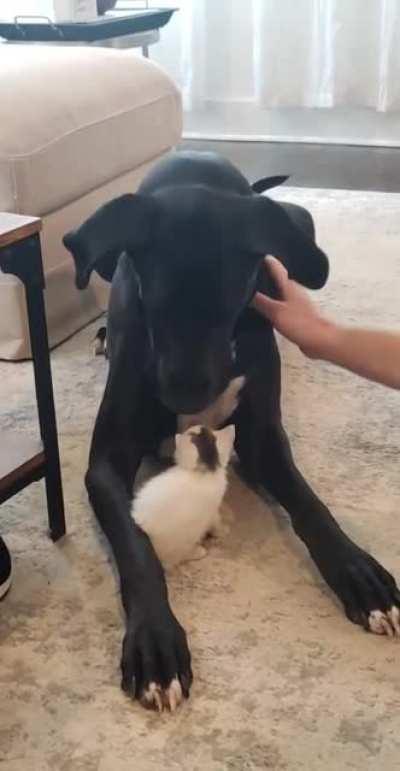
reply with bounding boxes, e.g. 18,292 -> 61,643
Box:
157,338 -> 233,415
166,372 -> 212,412
158,359 -> 214,414
169,373 -> 210,395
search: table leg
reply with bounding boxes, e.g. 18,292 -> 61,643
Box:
24,281 -> 66,541
0,232 -> 66,540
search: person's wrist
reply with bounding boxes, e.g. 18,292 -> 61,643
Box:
300,317 -> 339,360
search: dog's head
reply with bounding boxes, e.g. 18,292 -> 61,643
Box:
63,182 -> 328,414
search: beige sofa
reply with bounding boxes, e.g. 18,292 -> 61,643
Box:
0,45 -> 182,359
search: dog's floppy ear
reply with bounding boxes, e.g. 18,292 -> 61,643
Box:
63,194 -> 155,289
251,175 -> 289,194
244,195 -> 329,290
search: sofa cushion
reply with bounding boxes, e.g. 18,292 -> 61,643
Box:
0,45 -> 182,216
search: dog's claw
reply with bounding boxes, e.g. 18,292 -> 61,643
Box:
141,682 -> 164,712
140,678 -> 183,713
324,542 -> 400,640
389,606 -> 400,636
166,677 -> 182,712
368,609 -> 400,637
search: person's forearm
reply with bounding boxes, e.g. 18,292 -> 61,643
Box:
308,322 -> 400,390
252,258 -> 400,390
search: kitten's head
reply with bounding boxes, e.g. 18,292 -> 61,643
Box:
174,424 -> 235,472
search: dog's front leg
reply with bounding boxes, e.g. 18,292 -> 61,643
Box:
86,392 -> 192,711
235,322 -> 400,636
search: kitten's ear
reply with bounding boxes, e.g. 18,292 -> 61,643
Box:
216,424 -> 236,466
219,424 -> 235,442
174,432 -> 197,470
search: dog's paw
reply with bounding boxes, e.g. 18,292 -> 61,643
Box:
324,542 -> 400,637
121,607 -> 192,713
93,326 -> 107,357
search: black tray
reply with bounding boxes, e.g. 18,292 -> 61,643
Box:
0,9 -> 176,43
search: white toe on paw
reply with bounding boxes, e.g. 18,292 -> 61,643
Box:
388,606 -> 400,636
368,610 -> 394,637
165,677 -> 182,712
142,682 -> 163,712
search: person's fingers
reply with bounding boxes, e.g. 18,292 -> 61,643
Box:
265,255 -> 287,275
264,256 -> 289,297
251,291 -> 280,320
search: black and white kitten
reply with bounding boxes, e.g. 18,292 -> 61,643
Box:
132,424 -> 235,569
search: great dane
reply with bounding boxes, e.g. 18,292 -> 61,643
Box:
64,151 -> 400,711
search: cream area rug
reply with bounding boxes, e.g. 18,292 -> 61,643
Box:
1,187 -> 400,771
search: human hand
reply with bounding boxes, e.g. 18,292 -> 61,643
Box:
251,256 -> 334,358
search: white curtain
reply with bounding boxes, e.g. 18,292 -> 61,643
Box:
154,0 -> 400,113
4,0 -> 399,112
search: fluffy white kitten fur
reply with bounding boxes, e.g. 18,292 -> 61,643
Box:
132,424 -> 235,569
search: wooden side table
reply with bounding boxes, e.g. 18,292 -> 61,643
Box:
0,213 -> 66,541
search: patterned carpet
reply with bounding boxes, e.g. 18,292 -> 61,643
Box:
1,187 -> 400,770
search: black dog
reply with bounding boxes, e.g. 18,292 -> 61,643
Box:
64,151 -> 400,711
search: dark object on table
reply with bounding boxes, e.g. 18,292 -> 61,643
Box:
0,9 -> 176,43
97,0 -> 117,14
0,213 -> 66,542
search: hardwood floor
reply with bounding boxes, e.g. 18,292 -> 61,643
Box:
181,138 -> 400,193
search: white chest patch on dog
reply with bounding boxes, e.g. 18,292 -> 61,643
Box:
178,375 -> 246,432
